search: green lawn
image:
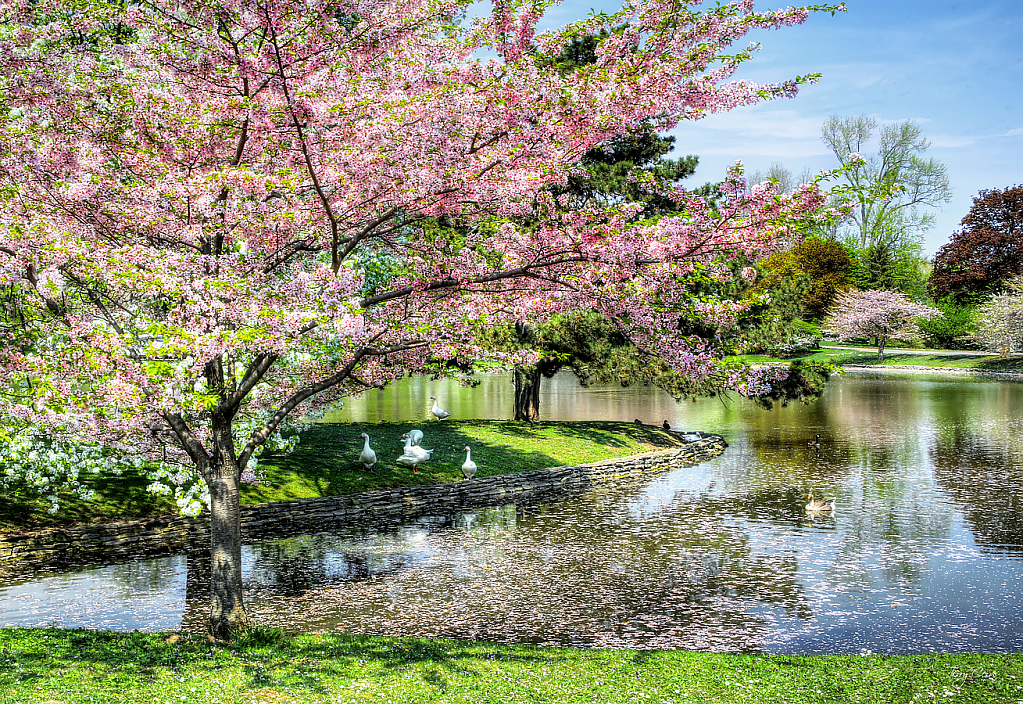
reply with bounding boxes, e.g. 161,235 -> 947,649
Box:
1,628 -> 1019,704
0,421 -> 681,533
733,348 -> 1023,371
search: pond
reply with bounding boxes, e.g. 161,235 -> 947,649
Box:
3,371 -> 1023,654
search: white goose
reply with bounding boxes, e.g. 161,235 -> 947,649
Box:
396,435 -> 434,474
358,433 -> 377,472
429,396 -> 451,420
400,429 -> 424,446
461,446 -> 477,480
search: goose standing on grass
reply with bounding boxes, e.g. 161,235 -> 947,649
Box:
805,491 -> 836,512
400,429 -> 424,446
461,446 -> 478,480
430,397 -> 451,420
358,433 -> 377,472
396,435 -> 434,474
662,420 -> 671,431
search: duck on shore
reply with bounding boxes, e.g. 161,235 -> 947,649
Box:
358,433 -> 377,472
461,446 -> 478,479
400,429 -> 424,446
430,397 -> 451,420
396,435 -> 434,474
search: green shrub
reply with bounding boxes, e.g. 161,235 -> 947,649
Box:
918,299 -> 979,349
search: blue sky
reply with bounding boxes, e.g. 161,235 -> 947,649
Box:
549,0 -> 1023,255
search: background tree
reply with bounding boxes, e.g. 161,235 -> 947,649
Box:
821,115 -> 952,251
498,32 -> 704,420
495,254 -> 832,421
0,0 -> 844,637
747,162 -> 816,196
823,290 -> 940,362
928,185 -> 1023,304
972,276 -> 1023,357
853,240 -> 930,299
755,236 -> 855,320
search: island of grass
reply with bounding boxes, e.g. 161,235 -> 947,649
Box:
0,421 -> 686,533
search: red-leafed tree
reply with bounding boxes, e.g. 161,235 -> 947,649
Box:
929,186 -> 1023,304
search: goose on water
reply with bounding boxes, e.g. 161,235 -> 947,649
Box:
358,433 -> 377,472
461,446 -> 478,480
400,429 -> 424,446
430,396 -> 451,420
396,435 -> 434,474
805,491 -> 836,512
807,434 -> 821,447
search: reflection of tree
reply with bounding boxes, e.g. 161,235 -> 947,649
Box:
931,426 -> 1023,552
180,548 -> 210,633
233,480 -> 813,652
100,554 -> 183,599
247,532 -> 419,596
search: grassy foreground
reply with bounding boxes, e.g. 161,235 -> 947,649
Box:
0,629 -> 1020,704
0,421 -> 680,533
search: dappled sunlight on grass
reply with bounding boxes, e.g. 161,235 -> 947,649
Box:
2,628 -> 1021,704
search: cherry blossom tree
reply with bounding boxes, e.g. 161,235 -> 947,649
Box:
0,0 -> 848,637
973,276 -> 1023,357
823,290 -> 940,362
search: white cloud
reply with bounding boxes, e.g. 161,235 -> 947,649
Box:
1004,128 -> 1023,137
928,134 -> 982,148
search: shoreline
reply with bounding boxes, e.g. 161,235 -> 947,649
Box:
840,363 -> 1023,381
0,432 -> 727,566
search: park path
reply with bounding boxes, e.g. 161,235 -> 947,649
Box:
820,345 -> 1012,357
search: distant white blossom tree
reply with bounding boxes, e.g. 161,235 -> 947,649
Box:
824,290 -> 940,362
973,276 -> 1023,357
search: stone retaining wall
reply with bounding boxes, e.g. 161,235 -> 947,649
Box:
0,434 -> 726,567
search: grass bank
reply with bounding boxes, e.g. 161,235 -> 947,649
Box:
0,421 -> 681,533
0,628 -> 1019,704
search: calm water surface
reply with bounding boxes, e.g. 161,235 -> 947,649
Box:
3,371 -> 1023,654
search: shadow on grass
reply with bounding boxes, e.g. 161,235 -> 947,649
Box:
0,468 -> 177,534
0,628 -> 572,697
246,420 -> 682,504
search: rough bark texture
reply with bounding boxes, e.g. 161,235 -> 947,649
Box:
877,335 -> 887,363
207,458 -> 247,638
513,364 -> 542,421
206,410 -> 248,639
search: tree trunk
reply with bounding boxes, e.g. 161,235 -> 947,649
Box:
877,335 -> 886,363
206,414 -> 248,640
513,364 -> 542,422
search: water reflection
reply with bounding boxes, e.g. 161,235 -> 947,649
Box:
4,372 -> 1023,653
